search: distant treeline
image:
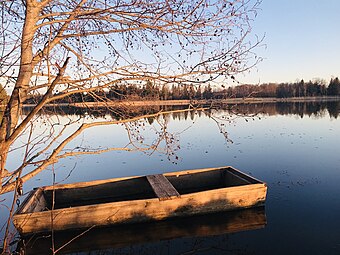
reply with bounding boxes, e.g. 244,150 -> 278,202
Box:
24,78 -> 340,104
225,78 -> 340,98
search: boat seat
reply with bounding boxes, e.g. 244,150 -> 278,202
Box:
146,174 -> 181,200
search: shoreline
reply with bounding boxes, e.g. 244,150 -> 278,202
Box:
21,96 -> 340,108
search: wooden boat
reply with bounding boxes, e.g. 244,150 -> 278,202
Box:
13,166 -> 267,234
18,207 -> 266,255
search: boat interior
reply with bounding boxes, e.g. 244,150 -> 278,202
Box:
18,167 -> 261,212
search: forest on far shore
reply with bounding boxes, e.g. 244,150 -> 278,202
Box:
4,77 -> 340,105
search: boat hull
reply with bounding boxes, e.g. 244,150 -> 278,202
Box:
13,166 -> 267,234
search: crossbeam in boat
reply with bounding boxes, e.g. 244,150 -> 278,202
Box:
146,174 -> 181,200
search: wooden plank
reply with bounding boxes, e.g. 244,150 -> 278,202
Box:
224,171 -> 251,187
41,166 -> 231,191
146,174 -> 180,200
228,167 -> 264,184
163,166 -> 229,178
16,188 -> 46,214
43,177 -> 156,209
166,170 -> 225,195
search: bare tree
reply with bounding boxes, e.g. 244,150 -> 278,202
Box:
0,0 -> 262,195
0,0 -> 263,251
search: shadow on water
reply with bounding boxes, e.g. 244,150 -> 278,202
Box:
17,207 -> 266,255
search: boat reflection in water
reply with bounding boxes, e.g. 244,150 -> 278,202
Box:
18,207 -> 266,255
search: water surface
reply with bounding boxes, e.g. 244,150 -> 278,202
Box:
2,101 -> 340,254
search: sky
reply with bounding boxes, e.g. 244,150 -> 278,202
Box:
2,1 -> 339,89
239,0 -> 340,85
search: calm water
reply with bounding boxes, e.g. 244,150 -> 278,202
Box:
2,101 -> 340,254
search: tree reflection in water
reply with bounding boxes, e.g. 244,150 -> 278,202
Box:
22,101 -> 340,120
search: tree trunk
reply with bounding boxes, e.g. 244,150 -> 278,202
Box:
7,4 -> 39,133
0,2 -> 39,187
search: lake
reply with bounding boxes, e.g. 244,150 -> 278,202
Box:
1,101 -> 340,254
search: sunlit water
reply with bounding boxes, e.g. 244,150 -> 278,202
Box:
1,102 -> 340,254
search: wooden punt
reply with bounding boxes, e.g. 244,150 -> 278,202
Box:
13,166 -> 267,234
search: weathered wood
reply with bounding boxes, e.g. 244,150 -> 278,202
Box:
166,170 -> 227,194
16,188 -> 46,214
43,177 -> 156,209
224,171 -> 250,187
13,183 -> 266,234
227,167 -> 263,184
146,174 -> 180,200
13,166 -> 267,234
40,166 -> 230,190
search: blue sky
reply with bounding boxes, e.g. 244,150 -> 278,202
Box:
239,0 -> 340,84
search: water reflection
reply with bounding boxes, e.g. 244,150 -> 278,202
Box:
18,207 -> 266,255
22,100 -> 340,119
224,101 -> 340,119
4,101 -> 340,255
